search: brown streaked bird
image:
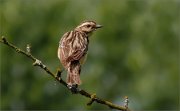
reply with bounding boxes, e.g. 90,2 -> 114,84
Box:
57,21 -> 102,90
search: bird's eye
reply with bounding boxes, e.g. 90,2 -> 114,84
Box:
86,25 -> 91,28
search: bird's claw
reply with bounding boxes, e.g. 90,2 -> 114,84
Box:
67,84 -> 79,94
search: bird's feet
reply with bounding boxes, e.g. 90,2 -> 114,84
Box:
67,84 -> 79,94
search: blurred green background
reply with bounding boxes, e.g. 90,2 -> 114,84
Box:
0,0 -> 179,110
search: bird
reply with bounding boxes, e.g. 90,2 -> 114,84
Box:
57,20 -> 102,91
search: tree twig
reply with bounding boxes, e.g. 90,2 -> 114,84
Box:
0,36 -> 131,111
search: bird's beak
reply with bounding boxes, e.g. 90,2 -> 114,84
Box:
95,24 -> 103,28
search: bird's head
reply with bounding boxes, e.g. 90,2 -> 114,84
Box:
75,21 -> 102,34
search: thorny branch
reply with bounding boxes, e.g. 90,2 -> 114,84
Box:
0,36 -> 131,111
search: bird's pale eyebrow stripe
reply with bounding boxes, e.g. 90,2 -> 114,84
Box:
80,22 -> 94,27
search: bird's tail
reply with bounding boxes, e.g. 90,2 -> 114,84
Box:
67,61 -> 81,85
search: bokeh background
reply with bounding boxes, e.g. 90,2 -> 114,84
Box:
0,0 -> 179,110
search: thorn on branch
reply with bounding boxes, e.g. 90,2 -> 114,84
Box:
87,93 -> 96,105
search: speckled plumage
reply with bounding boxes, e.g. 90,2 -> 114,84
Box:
58,21 -> 102,86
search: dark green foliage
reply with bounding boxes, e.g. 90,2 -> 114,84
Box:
0,0 -> 179,110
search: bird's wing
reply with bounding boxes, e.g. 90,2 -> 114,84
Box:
68,49 -> 86,61
66,31 -> 88,62
58,31 -> 75,68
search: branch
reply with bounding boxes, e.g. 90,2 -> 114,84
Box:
0,36 -> 131,111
